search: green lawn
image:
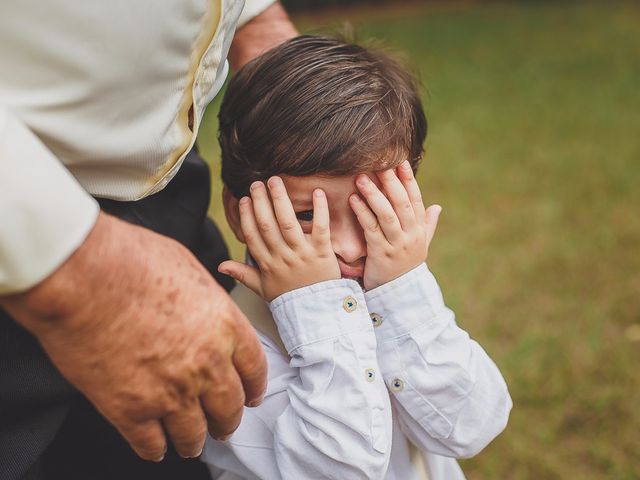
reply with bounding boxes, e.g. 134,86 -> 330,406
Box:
197,2 -> 640,478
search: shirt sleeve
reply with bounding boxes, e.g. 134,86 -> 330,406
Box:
237,0 -> 277,28
0,106 -> 99,295
364,263 -> 513,459
204,280 -> 392,480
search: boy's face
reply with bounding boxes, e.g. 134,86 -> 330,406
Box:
224,173 -> 376,285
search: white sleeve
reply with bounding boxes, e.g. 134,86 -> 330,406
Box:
0,106 -> 99,295
237,0 -> 277,28
364,264 -> 512,459
204,280 -> 392,480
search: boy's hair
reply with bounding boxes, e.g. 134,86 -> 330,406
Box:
219,35 -> 427,198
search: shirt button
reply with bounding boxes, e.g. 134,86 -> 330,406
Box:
370,312 -> 383,327
365,368 -> 376,382
343,296 -> 358,313
390,377 -> 405,392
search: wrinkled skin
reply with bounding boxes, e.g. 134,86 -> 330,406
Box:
1,213 -> 267,461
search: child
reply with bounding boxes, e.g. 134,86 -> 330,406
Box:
202,35 -> 512,480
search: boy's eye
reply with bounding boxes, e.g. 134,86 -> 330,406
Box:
295,210 -> 314,222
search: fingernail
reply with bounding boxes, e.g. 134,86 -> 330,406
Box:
401,160 -> 412,171
314,189 -> 324,198
239,196 -> 250,205
267,176 -> 282,187
247,395 -> 264,408
215,434 -> 232,442
187,447 -> 203,458
350,194 -> 361,203
250,181 -> 263,191
153,454 -> 165,462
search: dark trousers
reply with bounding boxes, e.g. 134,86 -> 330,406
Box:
0,150 -> 233,479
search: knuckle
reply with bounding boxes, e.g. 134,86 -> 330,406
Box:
382,213 -> 397,224
208,376 -> 241,402
382,244 -> 395,258
280,250 -> 298,267
280,219 -> 297,231
257,221 -> 272,232
258,259 -> 274,274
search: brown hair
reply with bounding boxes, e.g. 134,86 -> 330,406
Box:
219,35 -> 427,198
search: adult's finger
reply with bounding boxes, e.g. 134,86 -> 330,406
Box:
396,160 -> 427,224
376,168 -> 416,230
119,419 -> 167,462
249,181 -> 288,251
200,365 -> 246,440
355,174 -> 402,242
163,401 -> 207,458
267,176 -> 305,248
232,318 -> 268,407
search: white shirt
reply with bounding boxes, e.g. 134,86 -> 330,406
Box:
0,0 -> 274,294
201,264 -> 512,480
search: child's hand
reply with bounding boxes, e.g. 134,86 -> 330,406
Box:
349,161 -> 442,291
219,177 -> 341,301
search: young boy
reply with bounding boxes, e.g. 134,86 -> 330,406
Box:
201,35 -> 511,480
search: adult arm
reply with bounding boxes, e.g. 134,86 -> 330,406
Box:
364,264 -> 513,458
229,1 -> 298,71
0,106 -> 267,461
0,105 -> 99,294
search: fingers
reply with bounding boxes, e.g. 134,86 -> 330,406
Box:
376,168 -> 416,230
218,261 -> 262,297
119,419 -> 167,462
267,177 -> 305,248
163,401 -> 207,458
249,181 -> 287,250
238,196 -> 269,261
355,174 -> 402,242
232,318 -> 268,408
396,160 -> 427,224
311,189 -> 331,246
200,364 -> 246,441
424,204 -> 443,246
349,193 -> 386,248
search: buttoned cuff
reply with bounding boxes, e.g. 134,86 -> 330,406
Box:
269,279 -> 372,354
237,0 -> 277,28
0,107 -> 99,294
364,263 -> 446,343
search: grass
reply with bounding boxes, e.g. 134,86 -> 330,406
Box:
197,2 -> 640,478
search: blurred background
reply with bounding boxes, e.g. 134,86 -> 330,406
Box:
197,1 -> 640,478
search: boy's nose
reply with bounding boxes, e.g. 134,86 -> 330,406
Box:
330,218 -> 367,266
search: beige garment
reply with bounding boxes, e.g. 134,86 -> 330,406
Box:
0,0 -> 275,293
230,283 -> 430,480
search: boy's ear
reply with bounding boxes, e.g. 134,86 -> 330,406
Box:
222,186 -> 246,243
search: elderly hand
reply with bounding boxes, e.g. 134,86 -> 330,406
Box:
0,212 -> 267,461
